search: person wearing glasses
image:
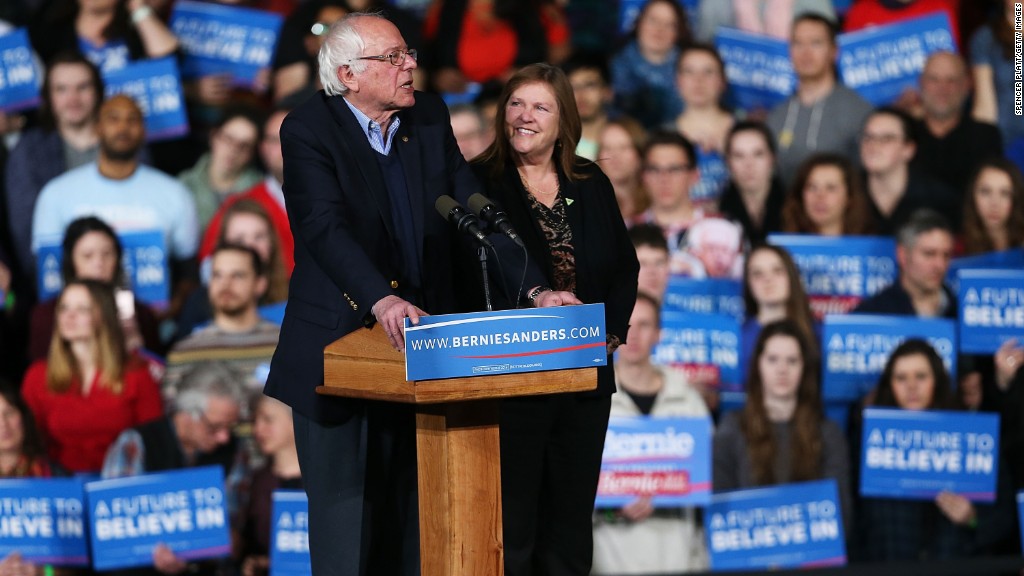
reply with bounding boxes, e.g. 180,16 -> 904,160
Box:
632,131 -> 706,271
102,361 -> 245,575
858,107 -> 959,236
264,12 -> 481,576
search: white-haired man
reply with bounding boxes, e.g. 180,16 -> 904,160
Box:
264,12 -> 480,576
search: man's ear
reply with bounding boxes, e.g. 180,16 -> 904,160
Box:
338,65 -> 358,93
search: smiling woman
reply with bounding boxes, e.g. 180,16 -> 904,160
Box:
469,63 -> 639,576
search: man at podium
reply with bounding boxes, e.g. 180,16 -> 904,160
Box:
264,12 -> 479,576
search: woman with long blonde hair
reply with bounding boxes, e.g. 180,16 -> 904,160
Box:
22,280 -> 162,473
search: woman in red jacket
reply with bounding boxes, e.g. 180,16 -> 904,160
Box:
22,279 -> 163,473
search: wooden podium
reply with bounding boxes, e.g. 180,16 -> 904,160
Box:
317,324 -> 597,576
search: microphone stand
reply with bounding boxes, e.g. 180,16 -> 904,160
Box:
478,244 -> 492,311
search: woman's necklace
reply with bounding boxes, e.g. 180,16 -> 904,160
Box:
518,169 -> 560,202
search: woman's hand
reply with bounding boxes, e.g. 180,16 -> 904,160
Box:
533,290 -> 582,308
0,553 -> 39,576
935,491 -> 976,526
152,543 -> 188,574
619,496 -> 654,522
994,339 -> 1024,391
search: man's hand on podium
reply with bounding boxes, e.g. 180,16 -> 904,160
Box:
373,295 -> 428,352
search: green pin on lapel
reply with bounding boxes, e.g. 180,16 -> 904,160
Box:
566,198 -> 574,205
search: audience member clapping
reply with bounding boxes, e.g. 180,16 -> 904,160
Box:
29,0 -> 179,73
21,279 -> 163,473
28,216 -> 162,361
597,117 -> 648,220
592,293 -> 709,574
718,121 -> 786,244
782,153 -> 873,236
960,158 -> 1024,255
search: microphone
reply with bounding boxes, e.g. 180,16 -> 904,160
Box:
468,193 -> 525,247
435,196 -> 493,248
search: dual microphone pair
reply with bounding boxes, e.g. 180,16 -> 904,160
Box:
435,194 -> 525,249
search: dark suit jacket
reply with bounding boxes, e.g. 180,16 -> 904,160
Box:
266,91 -> 478,423
468,158 -> 640,396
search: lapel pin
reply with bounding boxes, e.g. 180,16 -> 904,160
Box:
402,136 -> 409,142
566,198 -> 574,206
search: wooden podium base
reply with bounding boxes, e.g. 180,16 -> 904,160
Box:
320,325 -> 596,576
416,401 -> 503,576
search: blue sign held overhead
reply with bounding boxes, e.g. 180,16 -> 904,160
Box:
715,28 -> 794,112
768,234 -> 897,319
838,13 -> 957,106
822,315 -> 957,402
860,408 -> 1000,502
171,0 -> 283,88
705,480 -> 847,570
104,57 -> 189,142
596,416 -> 713,508
85,466 -> 230,571
958,269 -> 1024,354
403,304 -> 606,381
662,277 -> 744,318
0,478 -> 88,566
0,28 -> 40,113
270,491 -> 311,576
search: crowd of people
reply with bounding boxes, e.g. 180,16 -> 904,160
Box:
0,0 -> 1022,574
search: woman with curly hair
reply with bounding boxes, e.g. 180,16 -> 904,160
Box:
782,153 -> 873,236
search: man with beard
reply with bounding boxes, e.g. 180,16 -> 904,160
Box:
161,243 -> 278,404
161,243 -> 278,468
30,94 -> 198,302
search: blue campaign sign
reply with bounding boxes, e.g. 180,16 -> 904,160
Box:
838,13 -> 957,106
0,478 -> 88,566
0,28 -> 40,113
403,304 -> 606,381
958,269 -> 1024,354
705,480 -> 846,570
768,234 -> 897,318
690,149 -> 728,204
85,466 -> 230,571
270,491 -> 310,576
596,416 -> 713,508
171,1 -> 283,87
36,229 -> 170,309
654,312 -> 742,396
822,315 -> 957,402
662,276 -> 744,318
946,248 -> 1024,293
715,28 -> 794,112
860,408 -> 1000,502
103,57 -> 189,142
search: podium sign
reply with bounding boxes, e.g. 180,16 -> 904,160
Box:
404,304 -> 606,381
